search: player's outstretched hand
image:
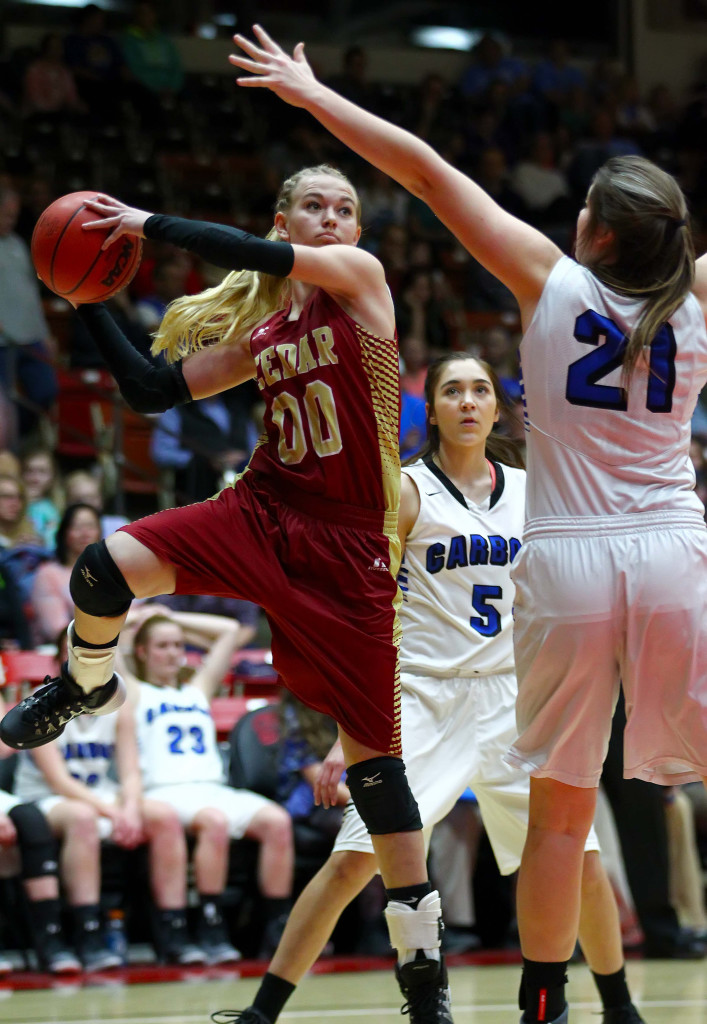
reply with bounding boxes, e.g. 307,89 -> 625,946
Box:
82,195 -> 152,250
229,24 -> 318,108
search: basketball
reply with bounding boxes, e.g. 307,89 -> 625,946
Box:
31,191 -> 142,304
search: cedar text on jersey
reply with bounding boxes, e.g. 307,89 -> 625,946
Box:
253,324 -> 338,390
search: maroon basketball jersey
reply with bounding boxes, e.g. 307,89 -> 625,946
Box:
246,288 -> 400,512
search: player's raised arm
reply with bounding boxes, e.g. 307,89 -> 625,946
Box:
230,25 -> 562,315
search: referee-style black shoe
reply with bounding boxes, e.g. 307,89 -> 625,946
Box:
396,952 -> 454,1023
0,664 -> 126,749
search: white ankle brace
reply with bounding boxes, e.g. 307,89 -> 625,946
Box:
385,890 -> 442,965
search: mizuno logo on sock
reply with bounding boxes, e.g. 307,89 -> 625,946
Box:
81,567 -> 98,587
362,773 -> 383,787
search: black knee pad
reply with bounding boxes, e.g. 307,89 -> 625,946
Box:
7,803 -> 58,879
346,756 -> 422,836
70,539 -> 134,617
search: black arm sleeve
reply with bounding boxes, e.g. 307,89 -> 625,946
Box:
144,214 -> 295,276
76,304 -> 192,414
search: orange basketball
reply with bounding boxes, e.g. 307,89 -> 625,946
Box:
31,191 -> 142,304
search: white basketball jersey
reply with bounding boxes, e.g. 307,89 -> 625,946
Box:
521,256 -> 707,520
136,682 -> 225,789
14,713 -> 118,803
398,460 -> 525,677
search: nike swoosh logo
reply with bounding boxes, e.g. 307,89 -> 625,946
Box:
426,491 -> 442,496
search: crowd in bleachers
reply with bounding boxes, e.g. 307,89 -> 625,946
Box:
2,0 -> 707,979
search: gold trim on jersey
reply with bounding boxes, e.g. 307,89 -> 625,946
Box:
356,325 -> 401,522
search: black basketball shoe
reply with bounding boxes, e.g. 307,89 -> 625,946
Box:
0,664 -> 126,749
396,952 -> 453,1023
210,1010 -> 271,1023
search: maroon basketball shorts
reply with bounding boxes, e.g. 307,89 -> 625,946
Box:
120,474 -> 403,755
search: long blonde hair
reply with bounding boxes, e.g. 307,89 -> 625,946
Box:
583,156 -> 694,379
151,164 -> 361,363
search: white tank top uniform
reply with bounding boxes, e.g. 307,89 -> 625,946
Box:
136,681 -> 269,838
334,458 -> 599,873
507,256 -> 707,786
14,713 -> 120,840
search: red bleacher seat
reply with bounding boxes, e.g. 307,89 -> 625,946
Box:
211,695 -> 278,741
1,650 -> 56,704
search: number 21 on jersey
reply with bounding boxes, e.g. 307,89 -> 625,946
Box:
566,309 -> 676,413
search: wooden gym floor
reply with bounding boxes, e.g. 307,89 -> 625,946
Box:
1,956 -> 707,1023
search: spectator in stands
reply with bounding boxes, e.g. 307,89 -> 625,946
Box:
0,475 -> 41,550
0,557 -> 32,650
510,132 -> 574,228
0,692 -> 80,974
403,72 -> 462,153
558,82 -> 593,145
63,3 -> 126,125
531,39 -> 586,122
12,679 -> 204,968
119,1 -> 184,126
645,83 -> 679,159
119,608 -> 294,960
601,691 -> 707,959
665,785 -> 707,938
375,222 -> 409,298
0,185 -> 58,439
22,33 -> 86,122
63,470 -> 129,537
30,503 -> 102,644
326,45 -> 376,111
149,386 -> 260,503
427,792 -> 484,954
395,269 -> 450,355
134,257 -> 192,334
399,387 -> 426,463
357,166 -> 409,246
614,75 -> 656,144
399,334 -> 430,401
277,691 -> 348,838
474,145 -> 528,219
275,690 -> 389,955
458,33 -> 527,103
567,107 -> 643,202
14,175 -> 54,247
20,445 -> 62,550
147,592 -> 261,652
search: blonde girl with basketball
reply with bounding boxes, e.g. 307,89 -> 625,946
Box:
2,164 -> 453,1023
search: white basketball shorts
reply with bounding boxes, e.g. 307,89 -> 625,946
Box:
507,510 -> 707,787
334,670 -> 599,875
144,781 -> 271,839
